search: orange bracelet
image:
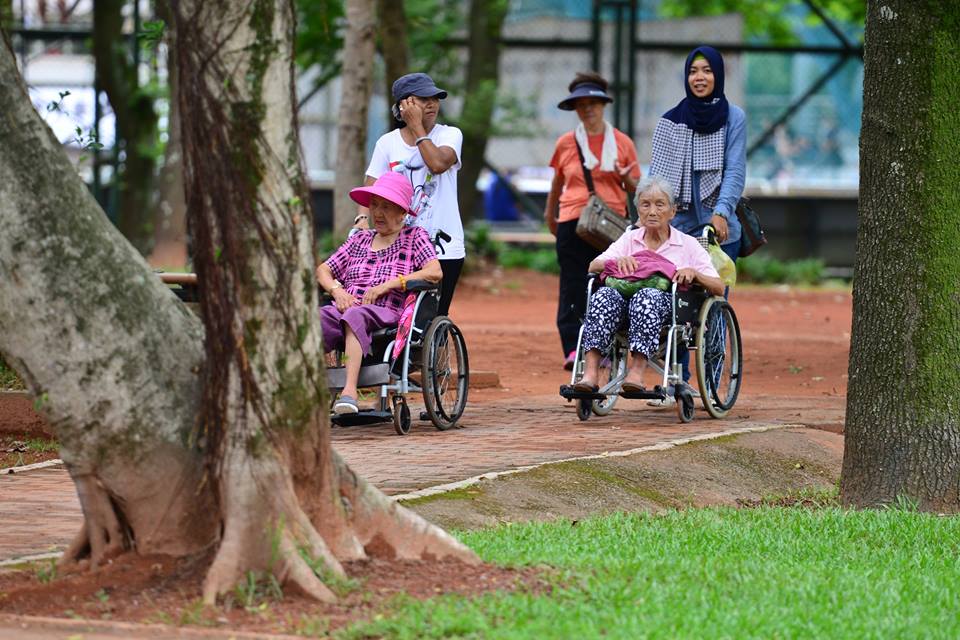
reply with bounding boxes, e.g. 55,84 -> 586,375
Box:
398,274 -> 407,292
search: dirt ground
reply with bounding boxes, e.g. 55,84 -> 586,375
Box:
0,268 -> 852,636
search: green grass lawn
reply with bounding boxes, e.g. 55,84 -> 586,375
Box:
342,507 -> 960,639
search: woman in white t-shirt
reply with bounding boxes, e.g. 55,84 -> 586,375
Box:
362,72 -> 464,317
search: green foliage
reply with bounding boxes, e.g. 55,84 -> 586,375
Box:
465,224 -> 560,274
736,254 -> 825,285
0,354 -> 24,391
34,559 -> 57,584
295,0 -> 344,89
344,507 -> 960,638
224,570 -> 283,613
658,0 -> 865,44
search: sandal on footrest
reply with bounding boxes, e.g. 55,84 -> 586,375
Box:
620,381 -> 647,395
572,382 -> 599,394
334,395 -> 359,414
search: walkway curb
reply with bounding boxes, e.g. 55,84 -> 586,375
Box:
1,459 -> 63,475
392,422 -> 799,502
0,613 -> 300,639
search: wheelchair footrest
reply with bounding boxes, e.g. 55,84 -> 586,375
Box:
331,410 -> 393,427
559,385 -> 608,401
619,385 -> 668,400
326,363 -> 390,393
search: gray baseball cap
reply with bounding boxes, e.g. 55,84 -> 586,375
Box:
392,72 -> 448,102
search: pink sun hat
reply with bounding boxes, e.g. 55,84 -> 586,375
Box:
349,172 -> 416,215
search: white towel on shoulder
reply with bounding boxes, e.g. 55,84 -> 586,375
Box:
574,120 -> 617,172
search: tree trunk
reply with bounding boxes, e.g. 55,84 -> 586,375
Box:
93,0 -> 161,256
0,1 -> 476,602
0,0 -> 13,32
457,0 -> 508,224
840,0 -> 960,511
376,0 -> 408,131
0,37 -> 218,566
171,0 -> 477,602
149,0 -> 188,265
333,0 -> 376,238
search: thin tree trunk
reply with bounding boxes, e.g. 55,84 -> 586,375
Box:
333,0 -> 376,237
0,36 -> 218,565
457,0 -> 508,224
150,0 -> 187,264
93,0 -> 161,255
376,0 -> 408,130
840,0 -> 960,511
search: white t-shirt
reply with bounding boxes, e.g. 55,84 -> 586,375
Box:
366,124 -> 465,260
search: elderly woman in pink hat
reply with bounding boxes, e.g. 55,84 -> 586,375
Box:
316,172 -> 441,414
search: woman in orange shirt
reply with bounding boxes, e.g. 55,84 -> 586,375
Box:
544,72 -> 641,370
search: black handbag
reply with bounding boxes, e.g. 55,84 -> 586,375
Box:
734,197 -> 767,257
573,141 -> 630,251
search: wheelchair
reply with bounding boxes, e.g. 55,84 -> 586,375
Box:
326,280 -> 470,435
559,232 -> 742,424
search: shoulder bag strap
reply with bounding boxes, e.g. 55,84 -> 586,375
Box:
574,140 -> 596,195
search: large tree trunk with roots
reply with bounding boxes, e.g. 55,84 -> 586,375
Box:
457,0 -> 508,224
840,1 -> 960,511
0,3 -> 476,602
332,0 -> 376,238
171,0 -> 477,602
0,35 -> 218,566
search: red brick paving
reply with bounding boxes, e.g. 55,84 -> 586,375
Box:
0,393 -> 843,563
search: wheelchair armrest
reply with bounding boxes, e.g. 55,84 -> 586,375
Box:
405,279 -> 440,292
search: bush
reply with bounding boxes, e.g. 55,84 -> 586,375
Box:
736,255 -> 825,285
466,223 -> 559,274
0,354 -> 24,391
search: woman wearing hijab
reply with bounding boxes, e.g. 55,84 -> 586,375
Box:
544,71 -> 641,370
650,45 -> 746,261
648,46 -> 745,405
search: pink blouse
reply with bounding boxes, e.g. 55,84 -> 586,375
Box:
596,226 -> 719,278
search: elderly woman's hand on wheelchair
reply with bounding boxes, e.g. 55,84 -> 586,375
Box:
673,267 -> 699,287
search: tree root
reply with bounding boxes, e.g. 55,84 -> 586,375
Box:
334,452 -> 480,565
59,474 -> 128,568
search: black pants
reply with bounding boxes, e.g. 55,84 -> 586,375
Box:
555,220 -> 601,356
438,258 -> 464,317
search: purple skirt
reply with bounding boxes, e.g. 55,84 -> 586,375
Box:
318,304 -> 400,355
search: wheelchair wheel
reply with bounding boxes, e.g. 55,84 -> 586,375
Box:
576,398 -> 592,421
421,316 -> 469,430
695,298 -> 743,419
591,343 -> 623,416
676,387 -> 695,423
392,395 -> 411,436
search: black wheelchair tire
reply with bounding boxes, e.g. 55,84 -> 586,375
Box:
577,398 -> 592,421
421,316 -> 469,431
676,387 -> 695,423
392,396 -> 411,436
695,297 -> 743,419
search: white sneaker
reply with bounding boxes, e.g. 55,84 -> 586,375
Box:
647,395 -> 676,408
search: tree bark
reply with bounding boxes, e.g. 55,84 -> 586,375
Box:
457,0 -> 508,224
376,0 -> 408,130
333,0 -> 376,238
0,0 -> 13,32
93,0 -> 161,256
0,38 -> 218,565
840,0 -> 960,511
1,0 -> 476,601
171,0 -> 477,602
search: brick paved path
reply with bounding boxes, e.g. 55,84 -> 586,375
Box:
0,393 -> 842,563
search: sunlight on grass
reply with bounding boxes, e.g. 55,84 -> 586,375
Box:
342,508 -> 960,639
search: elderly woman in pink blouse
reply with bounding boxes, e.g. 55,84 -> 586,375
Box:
574,176 -> 723,394
316,173 -> 442,414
